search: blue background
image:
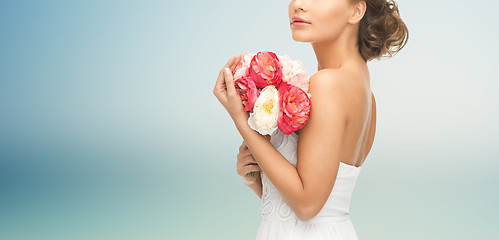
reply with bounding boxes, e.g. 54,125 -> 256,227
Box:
1,0 -> 498,239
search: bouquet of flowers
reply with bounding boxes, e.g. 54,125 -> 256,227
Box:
231,51 -> 312,178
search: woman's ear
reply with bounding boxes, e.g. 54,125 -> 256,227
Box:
348,1 -> 366,24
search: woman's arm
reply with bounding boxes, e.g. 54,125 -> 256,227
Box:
234,70 -> 351,221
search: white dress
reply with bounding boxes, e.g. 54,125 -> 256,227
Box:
256,128 -> 362,240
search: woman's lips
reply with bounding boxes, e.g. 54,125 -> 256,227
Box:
291,21 -> 311,27
291,16 -> 311,24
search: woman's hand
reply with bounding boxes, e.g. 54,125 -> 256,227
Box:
236,135 -> 271,184
213,54 -> 249,125
237,140 -> 261,185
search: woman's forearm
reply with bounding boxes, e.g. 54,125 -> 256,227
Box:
234,118 -> 306,216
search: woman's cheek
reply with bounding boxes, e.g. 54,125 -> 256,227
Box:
316,6 -> 349,39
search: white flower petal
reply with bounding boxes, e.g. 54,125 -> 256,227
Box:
249,85 -> 280,135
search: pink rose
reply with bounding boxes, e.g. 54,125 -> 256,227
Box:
277,82 -> 312,135
286,72 -> 310,93
235,76 -> 260,113
233,52 -> 254,80
249,51 -> 283,88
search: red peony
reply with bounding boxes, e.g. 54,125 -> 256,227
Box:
234,76 -> 260,113
277,82 -> 312,135
248,51 -> 283,89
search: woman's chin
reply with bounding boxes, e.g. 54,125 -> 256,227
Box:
290,33 -> 312,43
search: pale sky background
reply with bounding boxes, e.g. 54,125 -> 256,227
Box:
1,0 -> 498,239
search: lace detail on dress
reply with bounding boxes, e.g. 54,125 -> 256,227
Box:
257,128 -> 362,239
261,171 -> 295,221
260,129 -> 300,221
261,171 -> 274,216
276,197 -> 293,221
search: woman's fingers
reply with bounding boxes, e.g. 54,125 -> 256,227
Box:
222,55 -> 237,78
239,164 -> 261,178
238,150 -> 252,160
213,70 -> 227,98
239,141 -> 248,152
222,55 -> 242,96
218,56 -> 234,84
230,54 -> 242,72
237,152 -> 257,166
224,55 -> 236,68
213,56 -> 236,97
237,153 -> 259,177
244,165 -> 261,176
237,159 -> 256,176
223,68 -> 236,95
248,164 -> 261,172
243,155 -> 258,165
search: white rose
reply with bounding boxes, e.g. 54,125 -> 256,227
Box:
248,85 -> 280,135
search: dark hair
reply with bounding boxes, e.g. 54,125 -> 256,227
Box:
354,0 -> 409,62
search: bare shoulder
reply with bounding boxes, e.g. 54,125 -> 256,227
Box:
301,69 -> 353,132
310,69 -> 349,84
309,68 -> 362,90
308,69 -> 361,104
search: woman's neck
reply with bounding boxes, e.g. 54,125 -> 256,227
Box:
312,28 -> 363,71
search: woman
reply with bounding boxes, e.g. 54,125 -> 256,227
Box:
213,0 -> 408,239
